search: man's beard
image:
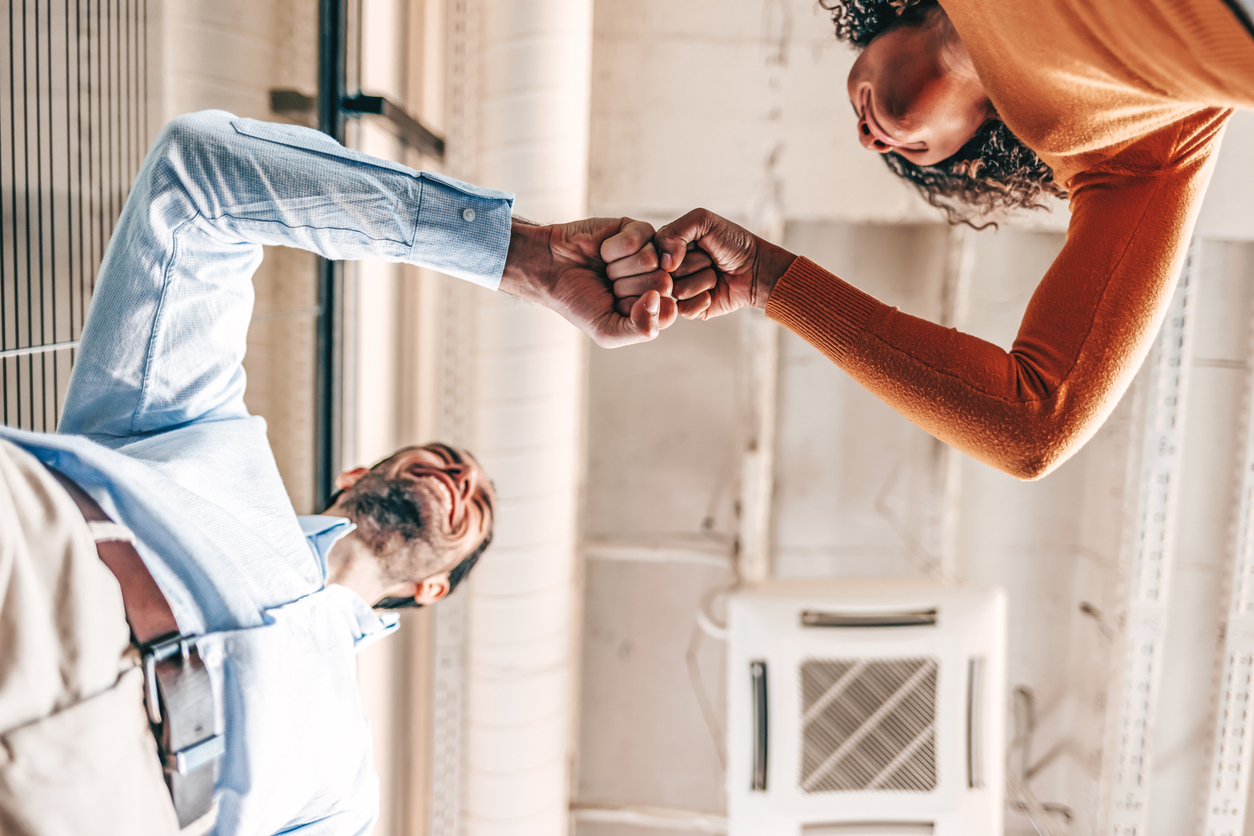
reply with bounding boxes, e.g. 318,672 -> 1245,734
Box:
339,471 -> 430,571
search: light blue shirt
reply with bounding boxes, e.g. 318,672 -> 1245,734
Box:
0,110 -> 514,835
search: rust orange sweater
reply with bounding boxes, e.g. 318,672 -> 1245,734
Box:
766,0 -> 1254,479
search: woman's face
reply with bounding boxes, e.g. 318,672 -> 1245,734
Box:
845,10 -> 993,167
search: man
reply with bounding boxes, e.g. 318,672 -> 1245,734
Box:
0,110 -> 673,836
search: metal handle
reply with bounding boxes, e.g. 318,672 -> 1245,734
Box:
967,656 -> 985,789
801,823 -> 935,836
341,94 -> 446,157
800,609 -> 938,628
268,90 -> 446,159
751,660 -> 768,791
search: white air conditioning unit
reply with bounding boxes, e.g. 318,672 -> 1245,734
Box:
727,578 -> 1006,836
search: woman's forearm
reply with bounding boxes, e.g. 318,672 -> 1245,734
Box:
765,111 -> 1226,479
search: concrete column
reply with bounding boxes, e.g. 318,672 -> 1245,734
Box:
463,1 -> 593,834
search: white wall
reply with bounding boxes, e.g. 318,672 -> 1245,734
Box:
587,0 -> 1073,232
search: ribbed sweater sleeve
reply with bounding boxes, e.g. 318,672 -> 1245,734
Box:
765,110 -> 1229,480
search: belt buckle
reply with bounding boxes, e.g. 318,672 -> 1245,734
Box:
143,634 -> 194,725
142,634 -> 225,776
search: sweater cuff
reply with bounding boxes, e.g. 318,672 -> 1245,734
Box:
764,256 -> 882,361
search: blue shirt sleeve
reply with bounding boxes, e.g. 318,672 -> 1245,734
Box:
58,110 -> 513,442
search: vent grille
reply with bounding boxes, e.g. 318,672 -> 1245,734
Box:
799,657 -> 939,793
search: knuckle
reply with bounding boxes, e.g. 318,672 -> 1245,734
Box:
628,219 -> 652,237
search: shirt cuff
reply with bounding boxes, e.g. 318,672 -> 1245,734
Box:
764,256 -> 882,362
410,171 -> 515,290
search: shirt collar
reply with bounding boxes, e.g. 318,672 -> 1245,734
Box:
326,585 -> 400,651
298,515 -> 400,650
298,514 -> 355,582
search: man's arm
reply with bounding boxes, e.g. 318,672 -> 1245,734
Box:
59,111 -> 667,441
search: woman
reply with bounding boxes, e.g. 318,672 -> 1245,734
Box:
608,0 -> 1254,479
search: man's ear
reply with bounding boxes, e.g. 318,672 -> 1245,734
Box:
413,574 -> 451,605
334,466 -> 371,492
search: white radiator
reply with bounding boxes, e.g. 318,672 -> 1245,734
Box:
727,579 -> 1007,836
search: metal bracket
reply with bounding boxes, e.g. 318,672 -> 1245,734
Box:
270,88 -> 445,159
1103,244 -> 1199,834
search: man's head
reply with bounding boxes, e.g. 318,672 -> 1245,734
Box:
325,442 -> 495,608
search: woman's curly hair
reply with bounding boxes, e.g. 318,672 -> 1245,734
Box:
820,0 -> 1065,226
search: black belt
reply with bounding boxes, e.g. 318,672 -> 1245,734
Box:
46,467 -> 223,828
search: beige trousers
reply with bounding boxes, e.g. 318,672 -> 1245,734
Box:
0,439 -> 181,836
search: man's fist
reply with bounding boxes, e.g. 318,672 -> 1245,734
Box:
499,217 -> 677,348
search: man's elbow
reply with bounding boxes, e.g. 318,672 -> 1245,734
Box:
145,110 -> 236,196
153,110 -> 234,153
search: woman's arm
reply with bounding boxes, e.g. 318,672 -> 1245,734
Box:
645,108 -> 1230,479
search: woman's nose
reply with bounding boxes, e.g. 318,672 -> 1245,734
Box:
858,120 -> 894,154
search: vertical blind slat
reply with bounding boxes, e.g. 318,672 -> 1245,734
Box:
22,0 -> 33,428
45,0 -> 57,426
2,0 -> 148,431
2,0 -> 12,424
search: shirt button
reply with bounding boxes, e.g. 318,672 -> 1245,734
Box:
462,208 -> 476,222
